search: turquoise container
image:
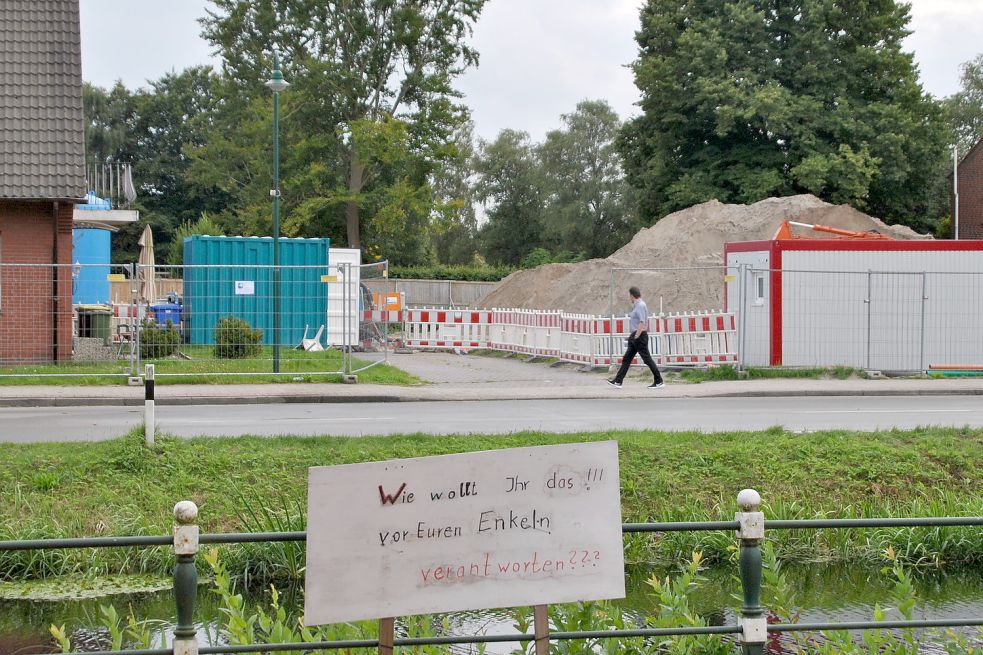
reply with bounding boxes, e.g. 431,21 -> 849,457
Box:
183,236 -> 331,346
72,227 -> 112,304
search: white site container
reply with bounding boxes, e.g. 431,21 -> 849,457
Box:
326,248 -> 361,347
724,239 -> 983,371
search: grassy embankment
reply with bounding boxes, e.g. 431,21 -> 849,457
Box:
2,427 -> 981,588
0,347 -> 419,386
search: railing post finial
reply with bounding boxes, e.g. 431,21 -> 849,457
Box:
736,489 -> 766,655
173,500 -> 199,655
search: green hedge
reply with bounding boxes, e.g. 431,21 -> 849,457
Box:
387,264 -> 515,281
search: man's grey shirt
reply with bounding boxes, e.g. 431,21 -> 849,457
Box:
629,299 -> 648,333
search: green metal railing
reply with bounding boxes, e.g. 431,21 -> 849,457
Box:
3,490 -> 983,655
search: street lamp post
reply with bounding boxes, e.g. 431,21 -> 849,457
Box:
267,52 -> 289,372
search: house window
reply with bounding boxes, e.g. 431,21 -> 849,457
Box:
753,272 -> 765,306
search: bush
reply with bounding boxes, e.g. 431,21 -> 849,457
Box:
214,316 -> 263,359
139,319 -> 180,360
519,248 -> 586,269
388,264 -> 514,281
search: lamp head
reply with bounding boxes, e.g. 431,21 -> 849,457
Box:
266,51 -> 289,93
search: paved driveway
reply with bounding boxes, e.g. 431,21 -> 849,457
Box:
376,351 -> 611,387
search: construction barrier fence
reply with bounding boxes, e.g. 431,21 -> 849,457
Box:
373,306 -> 737,368
0,261 -> 389,379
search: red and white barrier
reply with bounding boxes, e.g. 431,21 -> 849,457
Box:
370,305 -> 737,367
662,312 -> 737,364
489,309 -> 562,357
559,314 -> 666,367
402,308 -> 492,349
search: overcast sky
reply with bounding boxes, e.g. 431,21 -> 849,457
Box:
80,0 -> 983,142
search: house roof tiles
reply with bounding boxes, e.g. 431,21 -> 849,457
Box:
0,0 -> 86,200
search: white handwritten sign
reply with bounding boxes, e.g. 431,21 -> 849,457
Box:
304,441 -> 624,625
234,281 -> 254,295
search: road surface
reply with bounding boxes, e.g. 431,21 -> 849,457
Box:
0,395 -> 980,442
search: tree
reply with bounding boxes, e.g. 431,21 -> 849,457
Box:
622,0 -> 950,231
199,0 -> 487,252
475,130 -> 545,266
83,81 -> 140,162
539,100 -> 640,258
946,53 -> 983,157
84,70 -> 231,263
167,213 -> 225,265
431,122 -> 479,264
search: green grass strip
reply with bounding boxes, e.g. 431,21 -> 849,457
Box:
0,348 -> 419,386
1,426 -> 982,585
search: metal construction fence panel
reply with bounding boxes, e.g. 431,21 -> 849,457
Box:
735,267 -> 983,371
362,277 -> 498,308
345,261 -> 392,375
12,260 -> 980,375
0,262 -> 377,378
0,262 -> 135,372
2,492 -> 981,655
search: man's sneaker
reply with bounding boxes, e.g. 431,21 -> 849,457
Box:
606,379 -> 622,388
648,381 -> 665,389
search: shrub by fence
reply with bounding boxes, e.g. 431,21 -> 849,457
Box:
214,317 -> 263,359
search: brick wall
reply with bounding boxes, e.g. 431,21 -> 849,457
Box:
0,200 -> 74,364
955,142 -> 983,240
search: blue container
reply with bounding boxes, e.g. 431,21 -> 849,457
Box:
183,236 -> 331,346
151,303 -> 182,330
72,228 -> 112,304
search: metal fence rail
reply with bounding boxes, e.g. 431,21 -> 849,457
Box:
606,265 -> 983,371
0,261 -> 390,378
3,490 -> 982,655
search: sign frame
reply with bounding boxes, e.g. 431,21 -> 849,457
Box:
304,441 -> 624,625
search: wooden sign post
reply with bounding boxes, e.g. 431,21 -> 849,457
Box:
304,441 -> 625,631
534,604 -> 550,655
378,617 -> 394,655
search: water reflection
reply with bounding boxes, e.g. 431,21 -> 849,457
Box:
2,564 -> 981,654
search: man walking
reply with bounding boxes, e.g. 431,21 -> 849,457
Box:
607,286 -> 664,389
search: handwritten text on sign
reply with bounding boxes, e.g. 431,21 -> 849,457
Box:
304,441 -> 624,625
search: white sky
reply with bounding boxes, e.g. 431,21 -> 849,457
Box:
79,0 -> 983,142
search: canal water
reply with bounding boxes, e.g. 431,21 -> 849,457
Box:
2,564 -> 981,654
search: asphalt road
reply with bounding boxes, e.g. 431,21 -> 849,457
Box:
1,395 -> 980,442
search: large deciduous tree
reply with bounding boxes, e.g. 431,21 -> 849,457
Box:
199,0 -> 486,254
946,53 -> 983,157
621,0 -> 949,231
539,100 -> 639,258
84,70 -> 229,262
431,121 -> 480,265
475,130 -> 545,266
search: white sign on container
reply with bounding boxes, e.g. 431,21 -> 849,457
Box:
234,281 -> 254,295
304,441 -> 624,625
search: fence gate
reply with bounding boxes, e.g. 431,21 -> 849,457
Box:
867,272 -> 924,371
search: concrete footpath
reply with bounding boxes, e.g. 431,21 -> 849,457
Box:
1,349 -> 982,407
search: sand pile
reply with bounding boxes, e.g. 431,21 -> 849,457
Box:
477,195 -> 930,314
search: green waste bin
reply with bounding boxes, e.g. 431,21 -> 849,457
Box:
78,306 -> 113,345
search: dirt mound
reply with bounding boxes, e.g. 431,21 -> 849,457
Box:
477,195 -> 930,314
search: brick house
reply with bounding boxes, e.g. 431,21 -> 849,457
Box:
0,1 -> 86,364
953,138 -> 983,240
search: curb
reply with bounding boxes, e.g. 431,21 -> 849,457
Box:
2,386 -> 982,407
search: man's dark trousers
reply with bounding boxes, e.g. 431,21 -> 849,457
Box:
613,332 -> 663,384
